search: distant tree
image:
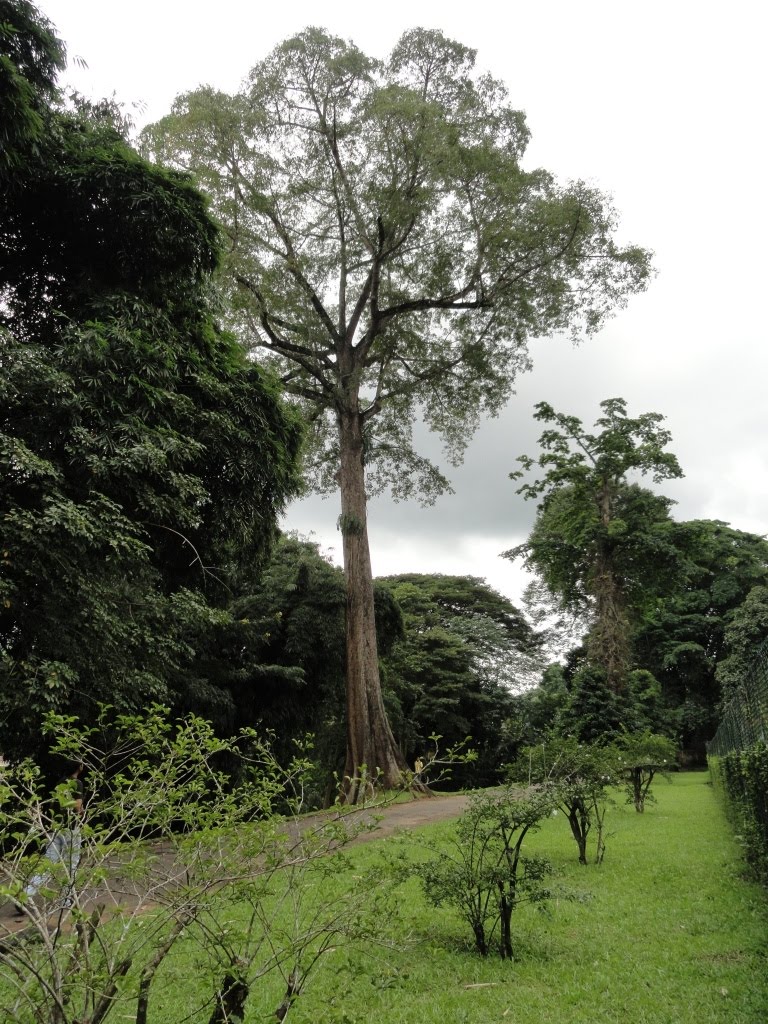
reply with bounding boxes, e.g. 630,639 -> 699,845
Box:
634,521 -> 768,753
0,8 -> 302,760
507,658 -> 674,754
379,574 -> 543,785
716,586 -> 768,703
141,30 -> 651,798
559,663 -> 677,744
507,398 -> 683,692
556,665 -> 626,742
625,668 -> 670,733
502,662 -> 569,753
616,731 -> 677,812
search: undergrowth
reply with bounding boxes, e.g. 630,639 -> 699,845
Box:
148,772 -> 768,1024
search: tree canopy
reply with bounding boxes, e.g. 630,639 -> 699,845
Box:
141,30 -> 652,498
378,574 -> 543,785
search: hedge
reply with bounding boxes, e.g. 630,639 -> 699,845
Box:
710,742 -> 768,884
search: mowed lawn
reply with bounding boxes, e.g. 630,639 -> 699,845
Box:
154,772 -> 768,1024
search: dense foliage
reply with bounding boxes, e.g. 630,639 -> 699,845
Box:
168,536 -> 347,748
711,744 -> 768,884
0,4 -> 302,761
379,574 -> 543,785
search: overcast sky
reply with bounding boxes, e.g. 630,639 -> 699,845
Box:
43,0 -> 767,603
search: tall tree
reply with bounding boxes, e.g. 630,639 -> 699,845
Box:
0,6 -> 302,760
508,399 -> 683,691
141,29 -> 652,798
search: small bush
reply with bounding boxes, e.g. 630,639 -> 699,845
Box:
412,786 -> 557,958
615,731 -> 677,812
507,738 -> 614,864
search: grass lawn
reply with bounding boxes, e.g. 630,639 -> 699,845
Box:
147,771 -> 768,1023
93,770 -> 765,1019
6,772 -> 766,1023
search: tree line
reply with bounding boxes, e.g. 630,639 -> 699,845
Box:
2,2 -> 766,797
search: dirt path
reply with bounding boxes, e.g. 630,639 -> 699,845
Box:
340,790 -> 471,842
0,791 -> 471,935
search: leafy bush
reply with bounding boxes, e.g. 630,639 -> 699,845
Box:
507,737 -> 615,864
412,786 -> 557,958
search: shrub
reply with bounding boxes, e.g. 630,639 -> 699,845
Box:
508,738 -> 614,864
615,731 -> 677,812
413,786 -> 557,958
0,708 -> 391,1024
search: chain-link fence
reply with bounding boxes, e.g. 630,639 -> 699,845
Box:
706,641 -> 768,757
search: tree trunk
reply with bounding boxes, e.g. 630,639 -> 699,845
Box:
208,969 -> 249,1024
337,407 -> 408,802
592,797 -> 607,864
275,968 -> 302,1022
634,767 -> 654,812
590,478 -> 630,692
136,914 -> 190,1024
632,768 -> 646,812
472,920 -> 489,957
499,891 -> 513,960
567,805 -> 589,865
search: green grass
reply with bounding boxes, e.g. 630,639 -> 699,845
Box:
124,773 -> 768,1022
